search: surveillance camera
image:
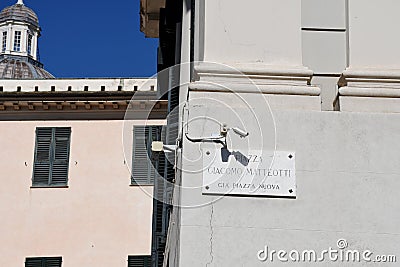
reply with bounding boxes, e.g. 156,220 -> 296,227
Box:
152,141 -> 164,152
151,141 -> 177,153
231,127 -> 249,138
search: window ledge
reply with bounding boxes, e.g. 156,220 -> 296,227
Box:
130,184 -> 153,187
30,185 -> 69,189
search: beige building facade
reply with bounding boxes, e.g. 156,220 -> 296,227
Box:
0,120 -> 155,266
0,77 -> 167,267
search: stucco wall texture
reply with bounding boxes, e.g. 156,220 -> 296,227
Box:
175,92 -> 400,266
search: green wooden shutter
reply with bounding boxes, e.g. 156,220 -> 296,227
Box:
131,126 -> 160,185
33,127 -> 71,186
151,87 -> 179,267
128,255 -> 151,267
43,257 -> 62,267
154,152 -> 166,233
25,257 -> 62,267
51,127 -> 71,185
132,126 -> 149,185
25,257 -> 42,267
148,126 -> 158,181
32,128 -> 52,185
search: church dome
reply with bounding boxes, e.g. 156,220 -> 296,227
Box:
0,55 -> 53,79
0,1 -> 53,79
0,3 -> 39,28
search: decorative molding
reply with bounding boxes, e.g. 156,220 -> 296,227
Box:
190,62 -> 320,96
339,68 -> 400,112
189,82 -> 320,96
340,68 -> 400,90
342,68 -> 400,79
339,87 -> 400,98
0,100 -> 168,120
195,63 -> 313,78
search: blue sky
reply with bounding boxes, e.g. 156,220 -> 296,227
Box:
0,0 -> 158,78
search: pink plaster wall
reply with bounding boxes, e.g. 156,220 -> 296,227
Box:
0,120 -> 161,266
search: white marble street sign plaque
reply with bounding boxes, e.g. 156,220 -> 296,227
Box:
202,149 -> 296,197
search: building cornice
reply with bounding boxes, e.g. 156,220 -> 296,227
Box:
0,78 -> 157,93
0,100 -> 168,120
190,63 -> 320,96
189,63 -> 321,111
0,91 -> 158,101
0,78 -> 165,119
140,0 -> 165,38
193,63 -> 313,88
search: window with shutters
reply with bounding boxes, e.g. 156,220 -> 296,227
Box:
25,257 -> 62,267
131,125 -> 161,185
128,255 -> 151,267
32,127 -> 71,187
